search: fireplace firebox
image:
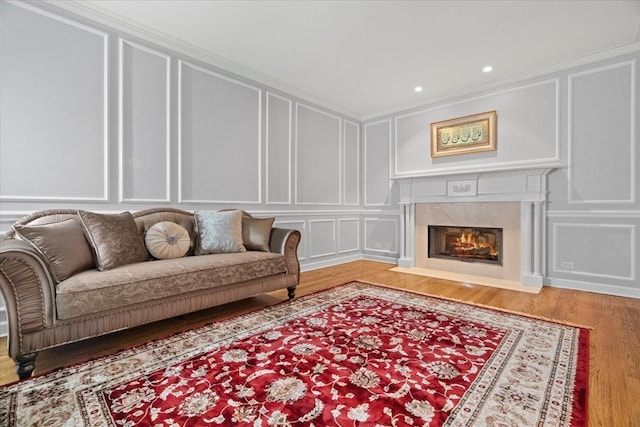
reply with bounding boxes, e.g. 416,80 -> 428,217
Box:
428,226 -> 503,265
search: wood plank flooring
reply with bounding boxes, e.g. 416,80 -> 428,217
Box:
1,260 -> 639,426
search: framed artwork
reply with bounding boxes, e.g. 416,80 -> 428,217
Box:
430,110 -> 497,158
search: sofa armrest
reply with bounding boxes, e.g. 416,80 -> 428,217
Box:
0,239 -> 57,356
269,228 -> 301,276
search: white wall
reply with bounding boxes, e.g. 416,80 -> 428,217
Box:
365,51 -> 639,299
0,2 -> 400,337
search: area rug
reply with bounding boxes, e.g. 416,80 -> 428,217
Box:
0,281 -> 588,426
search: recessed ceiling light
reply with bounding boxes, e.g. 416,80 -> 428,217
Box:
414,86 -> 423,93
482,65 -> 493,73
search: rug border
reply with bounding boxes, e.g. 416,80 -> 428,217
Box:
353,279 -> 594,330
2,280 -> 591,426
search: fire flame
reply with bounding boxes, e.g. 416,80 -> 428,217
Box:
455,232 -> 497,257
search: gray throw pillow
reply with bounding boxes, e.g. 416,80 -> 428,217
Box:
195,210 -> 246,254
242,216 -> 274,252
78,210 -> 149,271
14,218 -> 95,283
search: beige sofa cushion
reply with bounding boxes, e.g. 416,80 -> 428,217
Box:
14,218 -> 95,283
242,216 -> 275,252
55,252 -> 288,319
79,211 -> 149,271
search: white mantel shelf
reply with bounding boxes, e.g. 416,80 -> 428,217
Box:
394,164 -> 559,288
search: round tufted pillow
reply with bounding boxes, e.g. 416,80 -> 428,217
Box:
145,221 -> 191,260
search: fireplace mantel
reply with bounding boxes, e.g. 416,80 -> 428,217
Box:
394,164 -> 559,288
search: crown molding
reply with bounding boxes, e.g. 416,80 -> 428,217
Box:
20,1 -> 640,122
37,0 -> 360,120
362,41 -> 640,122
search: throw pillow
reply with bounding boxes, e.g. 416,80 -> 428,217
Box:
78,210 -> 148,271
145,221 -> 191,260
242,216 -> 275,252
14,218 -> 95,283
195,210 -> 246,254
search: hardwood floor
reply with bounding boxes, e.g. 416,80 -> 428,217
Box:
1,260 -> 639,426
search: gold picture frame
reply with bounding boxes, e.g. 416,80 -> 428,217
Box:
430,110 -> 497,158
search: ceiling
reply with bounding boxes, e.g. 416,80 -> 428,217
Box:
69,0 -> 640,120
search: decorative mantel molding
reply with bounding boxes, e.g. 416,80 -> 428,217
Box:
394,164 -> 559,288
394,165 -> 559,205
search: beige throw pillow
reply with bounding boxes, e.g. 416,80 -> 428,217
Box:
14,218 -> 95,283
78,210 -> 149,271
195,210 -> 246,254
242,216 -> 274,252
145,221 -> 191,260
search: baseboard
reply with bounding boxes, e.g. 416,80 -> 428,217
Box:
361,254 -> 398,264
300,254 -> 365,272
547,277 -> 640,299
300,253 -> 398,272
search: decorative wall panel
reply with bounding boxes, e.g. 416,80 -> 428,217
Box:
119,39 -> 170,202
343,120 -> 360,205
266,93 -> 292,204
568,61 -> 636,204
179,61 -> 261,203
394,80 -> 559,177
364,120 -> 391,206
364,217 -> 398,254
0,2 -> 108,201
552,222 -> 635,281
295,104 -> 341,205
309,219 -> 337,258
338,218 -> 360,253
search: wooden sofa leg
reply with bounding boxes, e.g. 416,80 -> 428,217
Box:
15,353 -> 38,380
287,286 -> 296,300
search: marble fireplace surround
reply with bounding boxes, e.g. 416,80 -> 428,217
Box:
395,164 -> 558,289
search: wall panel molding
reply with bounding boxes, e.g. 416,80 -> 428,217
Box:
118,38 -> 171,203
392,79 -> 560,178
552,222 -> 636,281
308,219 -> 337,259
266,92 -> 292,204
364,217 -> 399,254
548,210 -> 640,218
0,2 -> 110,202
364,119 -> 392,206
294,103 -> 342,205
338,218 -> 360,253
567,59 -> 636,204
177,60 -> 262,204
343,120 -> 360,206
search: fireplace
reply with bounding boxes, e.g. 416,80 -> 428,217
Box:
395,166 -> 557,288
429,226 -> 503,265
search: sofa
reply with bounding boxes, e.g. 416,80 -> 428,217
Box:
0,208 -> 301,380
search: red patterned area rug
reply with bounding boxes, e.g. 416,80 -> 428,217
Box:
0,281 -> 588,426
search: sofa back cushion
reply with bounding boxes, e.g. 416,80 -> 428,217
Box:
78,211 -> 149,271
14,218 -> 95,283
242,216 -> 275,252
